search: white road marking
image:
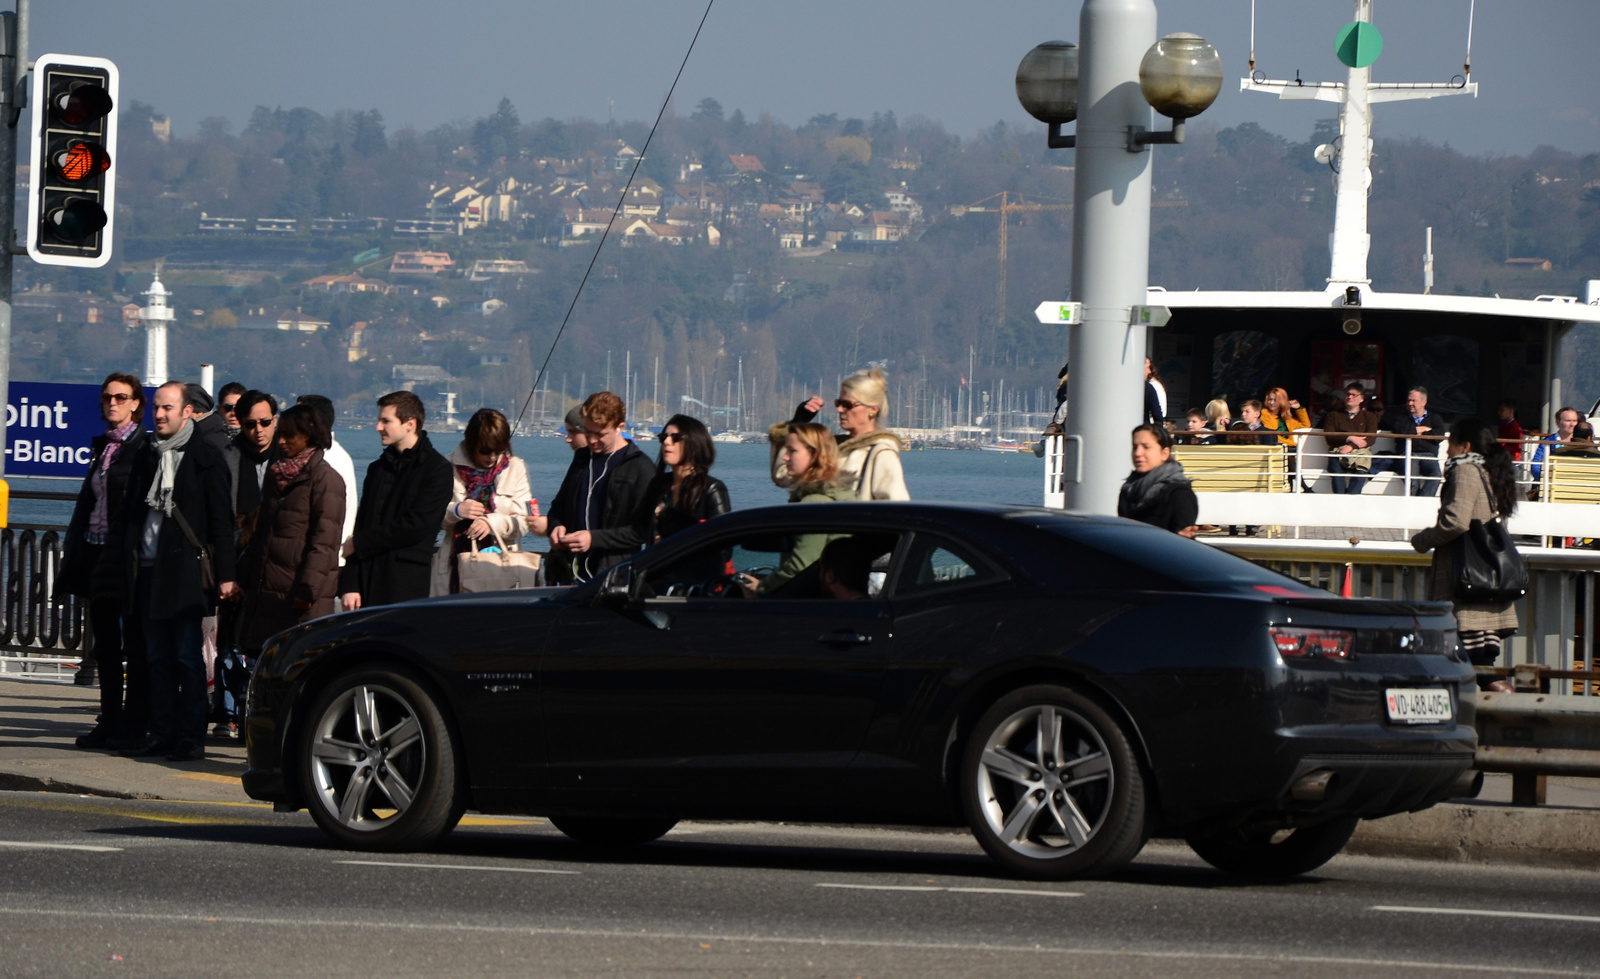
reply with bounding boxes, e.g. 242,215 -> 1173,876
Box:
816,883 -> 1081,897
0,840 -> 122,852
0,907 -> 1587,975
335,860 -> 578,875
1374,905 -> 1600,925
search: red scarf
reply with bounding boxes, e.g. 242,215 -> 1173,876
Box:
269,447 -> 316,493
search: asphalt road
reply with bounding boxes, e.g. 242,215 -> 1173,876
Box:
2,791 -> 1598,978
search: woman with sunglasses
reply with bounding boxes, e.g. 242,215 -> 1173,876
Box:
769,367 -> 909,501
61,373 -> 151,747
647,414 -> 730,542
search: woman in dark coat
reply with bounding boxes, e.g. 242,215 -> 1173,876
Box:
647,414 -> 731,542
1117,423 -> 1199,537
61,372 -> 150,749
235,404 -> 346,654
1411,418 -> 1520,692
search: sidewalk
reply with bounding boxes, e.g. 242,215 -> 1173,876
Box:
5,677 -> 1600,867
0,676 -> 251,804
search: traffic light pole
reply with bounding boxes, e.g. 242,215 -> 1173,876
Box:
0,0 -> 27,481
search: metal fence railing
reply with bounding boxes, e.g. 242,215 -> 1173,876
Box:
0,496 -> 88,682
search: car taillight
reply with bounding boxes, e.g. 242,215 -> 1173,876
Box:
1271,626 -> 1353,660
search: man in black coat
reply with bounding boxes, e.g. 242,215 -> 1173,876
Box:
119,382 -> 239,762
547,391 -> 656,583
339,391 -> 453,609
60,372 -> 151,749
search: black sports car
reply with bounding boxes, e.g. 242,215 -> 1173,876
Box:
243,503 -> 1478,880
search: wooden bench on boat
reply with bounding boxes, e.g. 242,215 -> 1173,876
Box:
1172,444 -> 1289,493
1545,455 -> 1600,505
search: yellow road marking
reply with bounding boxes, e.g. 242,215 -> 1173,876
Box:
458,816 -> 546,827
171,772 -> 244,785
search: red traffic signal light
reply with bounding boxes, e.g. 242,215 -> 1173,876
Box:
27,54 -> 119,268
53,84 -> 114,126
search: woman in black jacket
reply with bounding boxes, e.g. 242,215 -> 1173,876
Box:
60,373 -> 150,749
1117,423 -> 1199,537
648,414 -> 730,541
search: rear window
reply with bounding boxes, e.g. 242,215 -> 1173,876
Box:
1017,515 -> 1313,593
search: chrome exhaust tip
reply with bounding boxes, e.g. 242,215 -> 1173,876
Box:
1291,769 -> 1336,802
1447,769 -> 1484,800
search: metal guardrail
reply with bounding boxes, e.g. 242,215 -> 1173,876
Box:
1475,686 -> 1600,805
0,510 -> 88,681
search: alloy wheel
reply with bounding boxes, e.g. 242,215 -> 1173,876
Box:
309,683 -> 427,832
974,703 -> 1115,858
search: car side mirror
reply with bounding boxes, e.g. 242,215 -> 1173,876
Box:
597,565 -> 639,607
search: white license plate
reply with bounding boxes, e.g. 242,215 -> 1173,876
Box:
1385,687 -> 1454,724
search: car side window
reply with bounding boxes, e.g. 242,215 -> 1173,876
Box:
644,529 -> 899,601
894,535 -> 997,597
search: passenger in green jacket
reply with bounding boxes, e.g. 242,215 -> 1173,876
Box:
739,422 -> 854,597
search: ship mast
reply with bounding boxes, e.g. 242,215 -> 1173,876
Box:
1241,0 -> 1477,288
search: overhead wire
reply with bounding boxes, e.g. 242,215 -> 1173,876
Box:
512,0 -> 716,432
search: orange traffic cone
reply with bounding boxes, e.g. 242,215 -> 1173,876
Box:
1341,564 -> 1354,598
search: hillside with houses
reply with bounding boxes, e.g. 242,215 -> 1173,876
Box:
11,96 -> 1599,428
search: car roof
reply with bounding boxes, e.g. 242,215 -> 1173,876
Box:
711,501 -> 1120,528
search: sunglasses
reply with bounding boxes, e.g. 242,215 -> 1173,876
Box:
241,418 -> 276,430
101,393 -> 136,404
834,398 -> 868,412
661,431 -> 686,444
221,401 -> 240,414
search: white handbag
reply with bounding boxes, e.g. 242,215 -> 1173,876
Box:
456,526 -> 542,592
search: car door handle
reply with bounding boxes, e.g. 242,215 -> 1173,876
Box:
818,631 -> 874,645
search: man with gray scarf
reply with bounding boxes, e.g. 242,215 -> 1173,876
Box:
118,382 -> 239,762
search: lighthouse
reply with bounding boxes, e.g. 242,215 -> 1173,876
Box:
142,273 -> 174,386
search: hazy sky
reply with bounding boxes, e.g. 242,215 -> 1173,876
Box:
32,1 -> 1600,156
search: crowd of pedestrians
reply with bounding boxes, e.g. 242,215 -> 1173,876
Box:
66,367 -> 918,755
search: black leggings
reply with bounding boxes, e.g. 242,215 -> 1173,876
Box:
88,594 -> 148,738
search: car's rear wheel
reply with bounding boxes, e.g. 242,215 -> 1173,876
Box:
299,667 -> 464,851
549,816 -> 678,847
960,685 -> 1147,880
1186,816 -> 1359,877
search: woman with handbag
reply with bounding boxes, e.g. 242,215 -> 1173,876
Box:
431,408 -> 537,595
1411,418 -> 1522,692
235,405 -> 346,656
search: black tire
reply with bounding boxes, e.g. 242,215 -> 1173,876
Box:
960,684 -> 1147,880
549,816 -> 678,848
298,666 -> 465,851
1187,816 -> 1359,877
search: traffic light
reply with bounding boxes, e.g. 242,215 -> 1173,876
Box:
26,54 -> 119,268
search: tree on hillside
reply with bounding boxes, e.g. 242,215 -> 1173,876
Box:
473,98 -> 521,165
692,97 -> 724,122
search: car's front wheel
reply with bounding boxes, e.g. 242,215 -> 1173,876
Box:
299,667 -> 465,850
1186,817 -> 1359,877
550,816 -> 678,847
960,685 -> 1147,880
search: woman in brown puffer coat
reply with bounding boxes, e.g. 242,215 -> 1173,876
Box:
235,403 -> 346,654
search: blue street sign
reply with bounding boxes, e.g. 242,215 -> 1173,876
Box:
4,381 -> 152,478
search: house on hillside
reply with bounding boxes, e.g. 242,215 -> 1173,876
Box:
302,274 -> 393,295
467,259 -> 534,279
240,308 -> 331,333
622,182 -> 663,218
197,213 -> 247,233
390,252 -> 454,276
884,184 -> 924,223
852,211 -> 908,242
728,154 -> 764,175
620,219 -> 689,245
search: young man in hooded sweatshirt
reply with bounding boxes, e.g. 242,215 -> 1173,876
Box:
546,391 -> 656,583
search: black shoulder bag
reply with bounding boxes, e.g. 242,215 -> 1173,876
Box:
169,507 -> 219,597
1452,467 -> 1528,603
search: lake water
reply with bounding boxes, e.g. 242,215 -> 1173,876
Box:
10,433 -> 1049,530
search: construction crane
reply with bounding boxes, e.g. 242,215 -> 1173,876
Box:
953,191 -> 1188,360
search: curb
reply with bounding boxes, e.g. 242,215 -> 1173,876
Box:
1348,802 -> 1600,869
0,769 -> 151,801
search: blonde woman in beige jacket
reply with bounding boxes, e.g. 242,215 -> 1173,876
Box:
430,409 -> 537,595
769,367 -> 910,501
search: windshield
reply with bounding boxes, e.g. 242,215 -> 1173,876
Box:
1017,515 -> 1318,593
